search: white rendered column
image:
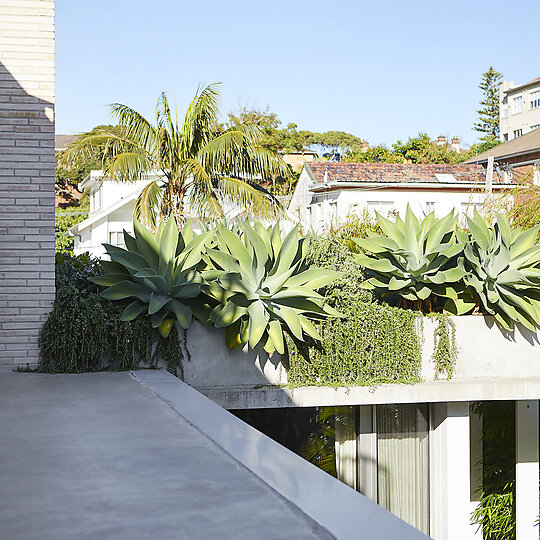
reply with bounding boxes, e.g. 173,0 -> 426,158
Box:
430,402 -> 473,540
357,405 -> 377,501
469,407 -> 484,538
515,400 -> 539,540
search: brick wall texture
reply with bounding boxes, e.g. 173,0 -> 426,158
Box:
0,0 -> 55,368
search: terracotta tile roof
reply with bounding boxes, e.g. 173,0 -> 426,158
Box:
307,162 -> 486,184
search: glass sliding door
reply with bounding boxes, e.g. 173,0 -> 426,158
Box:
376,403 -> 430,534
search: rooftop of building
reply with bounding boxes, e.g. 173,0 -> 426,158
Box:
306,161 -> 486,185
463,129 -> 540,164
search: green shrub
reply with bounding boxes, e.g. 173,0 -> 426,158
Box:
38,254 -> 183,373
286,236 -> 424,386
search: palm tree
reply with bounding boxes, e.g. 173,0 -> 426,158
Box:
61,84 -> 289,228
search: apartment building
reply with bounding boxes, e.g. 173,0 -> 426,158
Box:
500,76 -> 540,141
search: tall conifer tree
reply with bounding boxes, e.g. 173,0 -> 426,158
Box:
474,67 -> 503,141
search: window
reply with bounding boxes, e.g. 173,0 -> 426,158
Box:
512,96 -> 522,114
425,202 -> 435,214
461,202 -> 483,217
503,133 -> 509,142
513,129 -> 523,139
90,188 -> 102,212
530,90 -> 540,109
329,201 -> 337,222
108,231 -> 124,247
367,201 -> 394,217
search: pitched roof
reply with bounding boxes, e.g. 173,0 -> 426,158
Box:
463,129 -> 540,164
55,134 -> 78,151
306,162 -> 486,184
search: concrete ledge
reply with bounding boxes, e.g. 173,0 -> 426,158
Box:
131,369 -> 429,540
195,377 -> 540,409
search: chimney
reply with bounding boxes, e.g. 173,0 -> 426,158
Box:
436,135 -> 447,146
451,136 -> 460,153
361,140 -> 370,153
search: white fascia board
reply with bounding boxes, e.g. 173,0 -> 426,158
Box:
308,181 -> 518,192
79,170 -> 105,191
69,186 -> 142,235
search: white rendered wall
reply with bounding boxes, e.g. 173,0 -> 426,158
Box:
430,402 -> 473,540
515,400 -> 539,540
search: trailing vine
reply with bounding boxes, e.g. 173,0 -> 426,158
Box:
430,313 -> 457,380
38,255 -> 184,374
285,236 -> 424,387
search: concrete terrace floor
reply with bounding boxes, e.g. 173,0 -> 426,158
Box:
0,372 -> 331,540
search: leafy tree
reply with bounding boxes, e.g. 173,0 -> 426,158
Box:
392,133 -> 462,163
61,85 -> 289,229
343,144 -> 402,163
473,67 -> 503,142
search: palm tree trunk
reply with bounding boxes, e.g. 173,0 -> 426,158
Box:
162,179 -> 185,229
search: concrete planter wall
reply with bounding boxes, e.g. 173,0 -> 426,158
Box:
182,316 -> 540,390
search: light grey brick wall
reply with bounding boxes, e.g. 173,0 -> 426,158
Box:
0,0 -> 55,368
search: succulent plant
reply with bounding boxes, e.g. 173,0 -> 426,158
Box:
463,210 -> 540,330
354,206 -> 471,313
89,218 -> 212,337
202,220 -> 342,355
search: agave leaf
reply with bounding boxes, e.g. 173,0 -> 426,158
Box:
271,287 -> 324,300
123,231 -> 138,252
273,305 -> 303,340
168,299 -> 192,329
214,300 -> 249,328
151,309 -> 168,329
269,224 -> 299,277
286,268 -> 342,290
170,283 -> 201,299
108,249 -> 150,272
89,273 -> 129,286
158,318 -> 175,338
120,300 -> 147,321
247,300 -> 268,349
267,319 -> 285,355
133,217 -> 159,272
148,292 -> 169,314
225,319 -> 243,349
101,280 -> 151,302
297,314 -> 321,341
143,275 -> 168,295
159,218 -> 179,270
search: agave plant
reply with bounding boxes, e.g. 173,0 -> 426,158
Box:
463,210 -> 540,330
202,220 -> 342,355
89,218 -> 212,337
354,206 -> 473,313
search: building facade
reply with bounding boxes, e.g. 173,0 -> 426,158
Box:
288,162 -> 514,233
500,77 -> 540,142
0,0 -> 55,368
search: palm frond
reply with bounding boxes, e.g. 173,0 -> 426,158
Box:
109,103 -> 159,157
104,151 -> 154,182
180,83 -> 221,158
134,180 -> 164,230
213,176 -> 283,219
196,129 -> 244,173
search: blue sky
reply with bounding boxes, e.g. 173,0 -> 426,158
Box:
56,0 -> 540,148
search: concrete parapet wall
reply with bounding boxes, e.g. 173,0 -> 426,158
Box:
182,317 -> 540,408
0,0 -> 55,368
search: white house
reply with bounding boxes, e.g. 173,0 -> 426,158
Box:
70,171 -> 250,257
500,76 -> 540,142
288,162 -> 516,232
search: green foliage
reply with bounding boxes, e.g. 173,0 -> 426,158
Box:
61,86 -> 288,229
354,206 -> 470,314
286,236 -> 424,387
471,401 -> 516,539
38,254 -> 183,373
203,221 -> 341,355
473,67 -> 503,142
91,218 -> 212,338
392,133 -> 463,164
55,207 -> 88,254
430,313 -> 457,379
343,144 -> 403,163
463,210 -> 540,330
327,210 -> 382,252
